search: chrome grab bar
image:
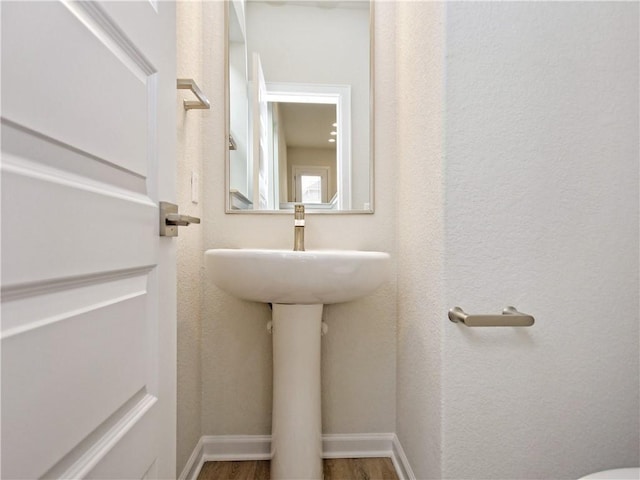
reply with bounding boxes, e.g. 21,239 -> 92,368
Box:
448,306 -> 534,327
177,78 -> 210,110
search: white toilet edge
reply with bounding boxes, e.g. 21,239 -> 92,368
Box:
578,468 -> 640,479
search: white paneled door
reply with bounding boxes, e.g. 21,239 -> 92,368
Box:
1,1 -> 176,478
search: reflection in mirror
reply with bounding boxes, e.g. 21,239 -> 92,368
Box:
275,102 -> 338,208
226,0 -> 372,213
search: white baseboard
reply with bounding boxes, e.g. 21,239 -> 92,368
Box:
178,433 -> 414,480
177,436 -> 205,480
177,435 -> 271,480
391,435 -> 416,480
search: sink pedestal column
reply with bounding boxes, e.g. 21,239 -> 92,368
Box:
271,304 -> 323,480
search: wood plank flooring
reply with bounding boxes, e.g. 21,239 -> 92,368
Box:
198,460 -> 270,480
197,458 -> 399,480
324,458 -> 399,480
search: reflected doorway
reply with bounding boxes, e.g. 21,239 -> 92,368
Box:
264,83 -> 351,210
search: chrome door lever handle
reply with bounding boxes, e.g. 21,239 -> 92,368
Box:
165,213 -> 201,226
159,201 -> 201,237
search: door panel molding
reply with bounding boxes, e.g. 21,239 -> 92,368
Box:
1,1 -> 151,177
43,391 -> 157,480
1,270 -> 150,338
1,265 -> 154,302
2,119 -> 148,194
2,291 -> 152,478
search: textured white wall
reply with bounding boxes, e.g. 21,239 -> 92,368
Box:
180,3 -> 638,478
200,1 -> 397,437
396,2 -> 639,479
395,2 -> 446,479
176,1 -> 205,475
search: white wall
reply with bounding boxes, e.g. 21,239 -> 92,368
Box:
397,2 -> 639,479
176,1 -> 205,475
200,1 -> 397,437
395,2 -> 446,479
245,2 -> 371,209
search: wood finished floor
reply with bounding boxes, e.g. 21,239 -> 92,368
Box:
197,458 -> 399,480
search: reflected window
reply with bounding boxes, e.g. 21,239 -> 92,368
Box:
301,175 -> 322,204
293,166 -> 329,204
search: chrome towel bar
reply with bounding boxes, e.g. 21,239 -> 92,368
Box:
177,78 -> 210,110
448,306 -> 535,327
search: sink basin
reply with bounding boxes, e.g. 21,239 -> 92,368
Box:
205,248 -> 390,305
205,248 -> 391,478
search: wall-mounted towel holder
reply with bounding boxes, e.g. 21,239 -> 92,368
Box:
448,306 -> 535,327
177,78 -> 210,110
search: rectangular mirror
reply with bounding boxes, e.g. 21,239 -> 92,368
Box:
226,0 -> 373,213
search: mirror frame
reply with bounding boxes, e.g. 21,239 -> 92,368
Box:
224,0 -> 375,214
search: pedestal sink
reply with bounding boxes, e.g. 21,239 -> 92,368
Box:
205,249 -> 391,480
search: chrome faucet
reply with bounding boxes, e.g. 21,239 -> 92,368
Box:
293,204 -> 305,251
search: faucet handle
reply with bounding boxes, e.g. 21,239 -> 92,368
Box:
294,204 -> 305,251
294,204 -> 305,226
